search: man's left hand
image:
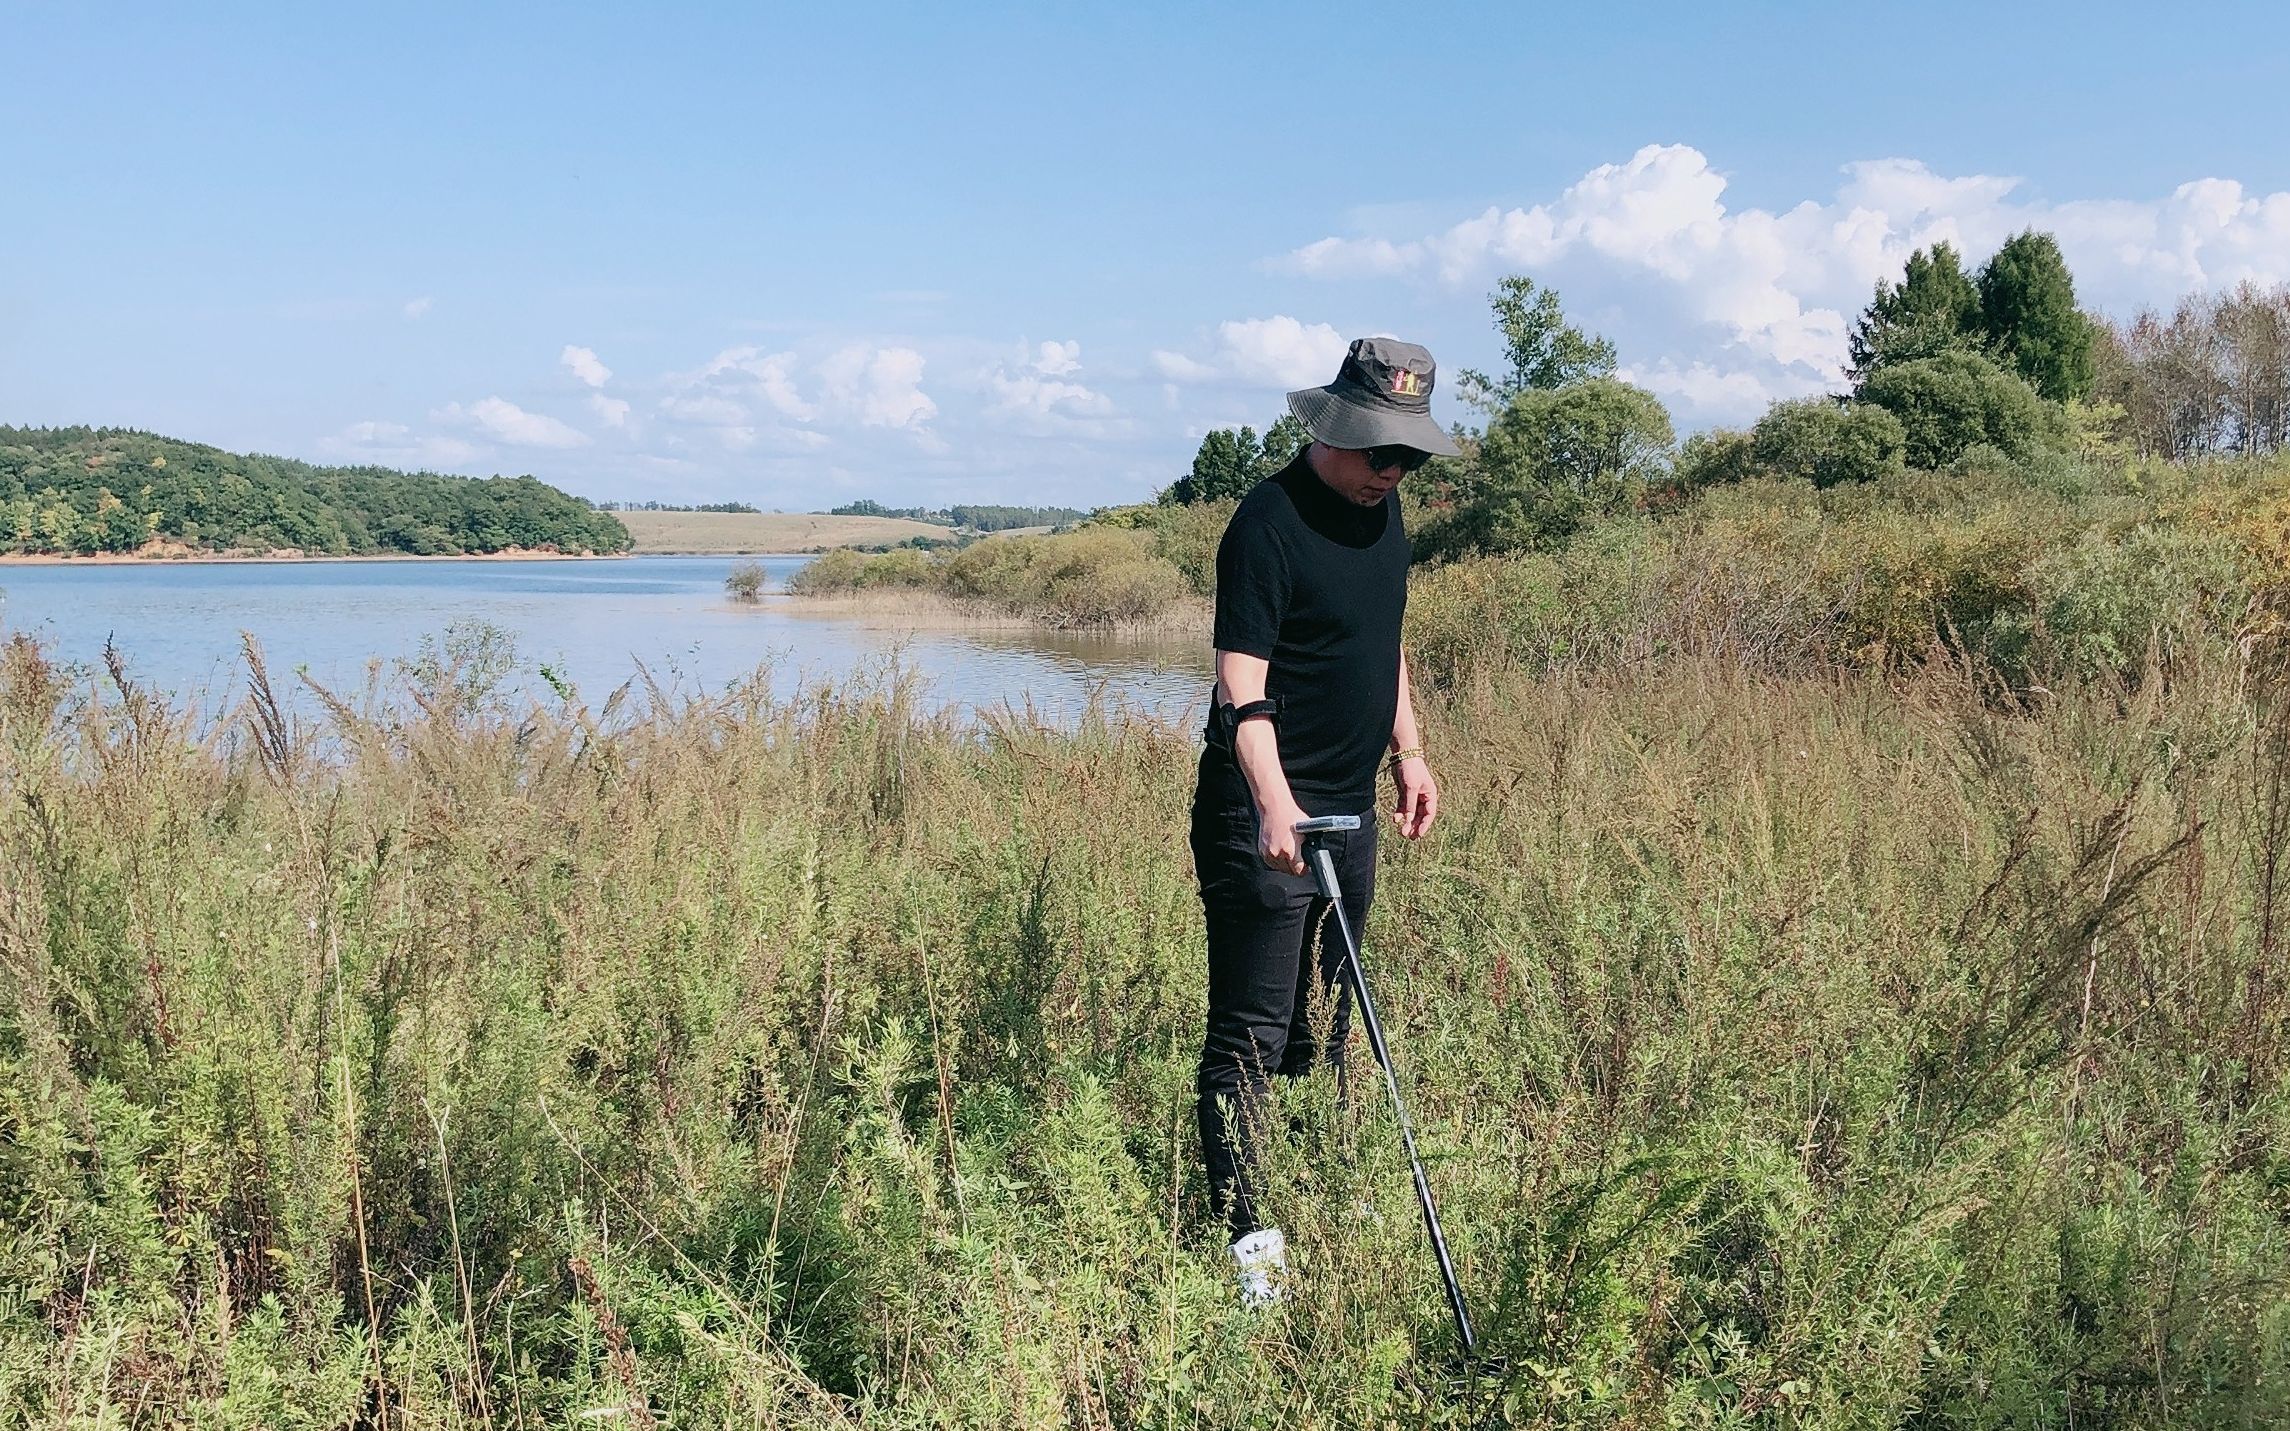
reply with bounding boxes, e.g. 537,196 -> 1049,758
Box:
1392,755 -> 1438,840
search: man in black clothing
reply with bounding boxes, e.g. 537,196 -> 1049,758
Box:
1191,336 -> 1458,1303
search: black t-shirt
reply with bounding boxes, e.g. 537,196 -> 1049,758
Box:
1203,452 -> 1408,813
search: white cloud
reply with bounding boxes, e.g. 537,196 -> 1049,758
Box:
342,420 -> 409,443
402,297 -> 433,319
1281,144 -> 2290,406
985,340 -> 1116,427
680,346 -> 816,421
433,396 -> 591,449
819,344 -> 937,429
1618,360 -> 1821,415
1154,316 -> 1348,389
587,392 -> 631,428
561,345 -> 612,388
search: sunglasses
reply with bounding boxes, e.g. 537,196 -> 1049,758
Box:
1358,444 -> 1435,475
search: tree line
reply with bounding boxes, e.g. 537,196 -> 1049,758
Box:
592,499 -> 762,513
2096,284 -> 2290,459
1160,232 -> 2290,558
0,427 -> 632,557
828,500 -> 1088,531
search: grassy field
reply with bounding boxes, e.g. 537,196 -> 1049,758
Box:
617,510 -> 950,553
3,522 -> 2289,1425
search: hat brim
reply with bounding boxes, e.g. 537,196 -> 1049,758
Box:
1286,386 -> 1463,458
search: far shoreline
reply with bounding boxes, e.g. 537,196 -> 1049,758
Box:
0,548 -> 845,566
0,546 -> 631,567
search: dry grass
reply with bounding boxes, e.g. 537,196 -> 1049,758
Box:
3,614 -> 2289,1425
618,510 -> 949,553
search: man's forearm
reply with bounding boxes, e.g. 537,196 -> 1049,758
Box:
1390,649 -> 1423,754
1233,721 -> 1300,817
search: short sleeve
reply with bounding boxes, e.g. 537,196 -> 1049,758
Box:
1211,507 -> 1289,658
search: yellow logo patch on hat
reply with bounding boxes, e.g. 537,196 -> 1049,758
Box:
1391,370 -> 1424,397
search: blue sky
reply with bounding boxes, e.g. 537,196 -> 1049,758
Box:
6,2 -> 2289,508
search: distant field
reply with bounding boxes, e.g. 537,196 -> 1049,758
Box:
616,510 -> 949,553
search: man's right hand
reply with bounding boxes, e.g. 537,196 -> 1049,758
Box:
1257,800 -> 1309,876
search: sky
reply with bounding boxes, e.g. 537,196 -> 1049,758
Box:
6,2 -> 2289,510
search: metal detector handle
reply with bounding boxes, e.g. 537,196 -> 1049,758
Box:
1298,817 -> 1361,901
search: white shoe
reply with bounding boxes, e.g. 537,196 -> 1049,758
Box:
1230,1228 -> 1288,1308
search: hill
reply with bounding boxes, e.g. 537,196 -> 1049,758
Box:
0,426 -> 631,557
616,509 -> 952,553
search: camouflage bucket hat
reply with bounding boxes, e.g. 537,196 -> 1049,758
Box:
1285,337 -> 1462,457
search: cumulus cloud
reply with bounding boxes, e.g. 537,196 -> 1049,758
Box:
985,340 -> 1117,427
561,345 -> 612,388
433,396 -> 590,449
1617,360 -> 1821,413
402,297 -> 433,319
1153,316 -> 1349,389
679,346 -> 816,421
587,392 -> 631,429
819,344 -> 937,429
1032,339 -> 1082,377
1281,144 -> 2290,409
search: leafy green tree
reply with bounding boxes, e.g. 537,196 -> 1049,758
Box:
1857,351 -> 2055,468
1976,230 -> 2096,401
1670,429 -> 1757,492
1173,426 -> 1261,505
1437,378 -> 1671,553
1748,399 -> 1908,487
1848,242 -> 1984,382
1456,276 -> 1617,413
1163,416 -> 1310,505
1260,414 -> 1309,471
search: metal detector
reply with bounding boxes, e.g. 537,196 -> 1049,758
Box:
1294,814 -> 1478,1359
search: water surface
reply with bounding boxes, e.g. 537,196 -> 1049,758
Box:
0,556 -> 1210,725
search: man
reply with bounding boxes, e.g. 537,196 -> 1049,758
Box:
1191,337 -> 1457,1303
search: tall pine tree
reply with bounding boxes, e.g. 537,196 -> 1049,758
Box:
1847,241 -> 1983,383
1976,230 -> 2096,401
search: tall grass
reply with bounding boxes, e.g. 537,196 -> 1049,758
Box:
3,585 -> 2288,1424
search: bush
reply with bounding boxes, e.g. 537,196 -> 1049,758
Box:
1748,399 -> 1906,487
805,527 -> 1201,627
1140,499 -> 1234,597
1670,428 -> 1757,492
2018,522 -> 2250,677
1858,349 -> 2059,468
723,560 -> 767,603
857,545 -> 935,588
786,546 -> 868,594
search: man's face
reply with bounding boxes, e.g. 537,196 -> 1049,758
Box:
1314,443 -> 1422,506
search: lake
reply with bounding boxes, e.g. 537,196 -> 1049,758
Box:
0,555 -> 1212,725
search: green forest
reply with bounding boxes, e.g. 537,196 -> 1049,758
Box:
0,427 -> 632,557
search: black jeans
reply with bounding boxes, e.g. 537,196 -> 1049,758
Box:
1190,761 -> 1378,1238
